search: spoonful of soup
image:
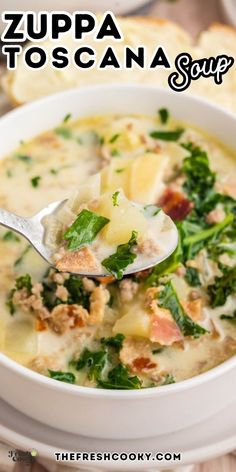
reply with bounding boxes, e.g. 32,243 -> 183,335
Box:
0,177 -> 178,279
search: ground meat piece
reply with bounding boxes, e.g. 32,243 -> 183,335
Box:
145,287 -> 160,307
120,337 -> 157,374
88,285 -> 110,325
189,289 -> 201,301
50,270 -> 69,285
55,247 -> 101,273
205,206 -> 226,225
29,354 -> 64,375
49,304 -> 89,334
55,285 -> 68,302
135,237 -> 159,257
12,285 -> 50,320
181,299 -> 203,321
119,279 -> 138,302
82,277 -> 96,292
158,188 -> 193,221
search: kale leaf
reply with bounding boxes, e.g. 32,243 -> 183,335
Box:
72,348 -> 108,381
207,264 -> 236,307
98,363 -> 141,390
64,209 -> 110,251
48,370 -> 76,384
150,128 -> 184,141
158,108 -> 169,124
158,281 -> 207,338
184,267 -> 201,287
101,333 -> 125,352
220,310 -> 236,322
102,231 -> 138,280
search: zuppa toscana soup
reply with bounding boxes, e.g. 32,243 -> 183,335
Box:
0,109 -> 236,389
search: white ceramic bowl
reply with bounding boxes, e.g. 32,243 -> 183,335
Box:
0,85 -> 236,440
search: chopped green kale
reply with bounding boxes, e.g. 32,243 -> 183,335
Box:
207,264 -> 236,307
102,231 -> 138,280
112,191 -> 120,207
98,363 -> 141,390
162,373 -> 175,385
64,209 -> 110,251
184,267 -> 201,287
63,113 -> 72,123
150,128 -> 184,141
158,281 -> 207,338
158,108 -> 169,124
101,333 -> 125,352
31,176 -> 41,188
109,133 -> 120,144
72,348 -> 107,381
55,127 -> 72,139
220,310 -> 236,322
2,231 -> 20,242
48,369 -> 76,384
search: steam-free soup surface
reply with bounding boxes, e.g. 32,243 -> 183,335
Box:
0,111 -> 236,389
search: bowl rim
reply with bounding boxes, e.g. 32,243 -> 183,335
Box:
0,82 -> 236,399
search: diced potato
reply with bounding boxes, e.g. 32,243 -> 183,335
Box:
113,307 -> 151,338
3,318 -> 38,364
68,173 -> 101,213
101,158 -> 133,197
129,152 -> 169,204
97,191 -> 148,245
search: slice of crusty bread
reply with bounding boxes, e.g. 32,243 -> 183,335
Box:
2,18 -> 236,113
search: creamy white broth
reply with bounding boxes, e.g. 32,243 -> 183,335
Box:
0,112 -> 236,389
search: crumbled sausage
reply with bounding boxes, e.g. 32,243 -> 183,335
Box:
135,237 -> 159,257
82,277 -> 96,292
55,285 -> 69,302
119,279 -> 138,302
88,285 -> 110,325
12,285 -> 50,320
206,207 -> 225,225
49,304 -> 89,334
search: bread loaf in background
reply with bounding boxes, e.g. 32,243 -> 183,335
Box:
2,17 -> 236,113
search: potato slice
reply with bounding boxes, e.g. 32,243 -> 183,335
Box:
129,152 -> 169,204
113,306 -> 151,338
4,318 -> 38,364
101,158 -> 133,197
97,190 -> 148,245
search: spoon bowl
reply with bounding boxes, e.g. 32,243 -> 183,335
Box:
0,200 -> 178,277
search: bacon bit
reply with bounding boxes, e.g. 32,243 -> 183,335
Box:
132,357 -> 157,372
181,299 -> 203,321
140,134 -> 147,144
158,188 -> 193,221
149,304 -> 183,346
35,319 -> 47,332
126,123 -> 133,131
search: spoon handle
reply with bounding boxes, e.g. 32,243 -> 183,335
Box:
0,209 -> 30,237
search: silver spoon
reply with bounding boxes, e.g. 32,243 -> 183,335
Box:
0,200 -> 178,277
